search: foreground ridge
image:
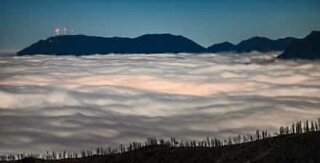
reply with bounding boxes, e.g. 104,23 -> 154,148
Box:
1,118 -> 320,163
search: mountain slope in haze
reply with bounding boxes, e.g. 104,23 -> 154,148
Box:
207,42 -> 236,53
277,31 -> 320,60
17,34 -> 207,55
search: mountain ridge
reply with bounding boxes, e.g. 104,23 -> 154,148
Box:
18,33 -> 316,56
207,37 -> 296,53
207,42 -> 236,53
277,31 -> 320,60
17,34 -> 207,55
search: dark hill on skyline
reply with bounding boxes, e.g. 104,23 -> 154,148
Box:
17,34 -> 207,55
207,42 -> 236,53
17,33 -> 301,56
207,37 -> 295,53
235,37 -> 295,53
277,31 -> 320,60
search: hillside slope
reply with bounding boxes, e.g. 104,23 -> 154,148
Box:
4,131 -> 319,163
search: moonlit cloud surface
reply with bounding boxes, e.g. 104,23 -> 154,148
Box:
0,53 -> 320,153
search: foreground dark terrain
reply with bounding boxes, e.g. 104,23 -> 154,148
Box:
2,130 -> 319,163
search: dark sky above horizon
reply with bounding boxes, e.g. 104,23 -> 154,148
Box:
1,0 -> 320,53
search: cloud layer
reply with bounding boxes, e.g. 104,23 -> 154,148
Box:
0,53 -> 320,154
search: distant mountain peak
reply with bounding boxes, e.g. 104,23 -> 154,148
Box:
17,34 -> 207,55
207,36 -> 295,53
17,32 -> 308,56
305,30 -> 320,39
245,36 -> 271,41
137,33 -> 178,37
207,42 -> 235,53
278,30 -> 320,60
219,42 -> 234,46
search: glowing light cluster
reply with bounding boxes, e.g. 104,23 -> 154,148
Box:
54,27 -> 74,36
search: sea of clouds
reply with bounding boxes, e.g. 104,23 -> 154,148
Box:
0,52 -> 320,153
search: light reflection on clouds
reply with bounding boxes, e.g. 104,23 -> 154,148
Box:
0,52 -> 320,153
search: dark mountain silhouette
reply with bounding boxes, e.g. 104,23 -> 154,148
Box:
207,42 -> 235,53
17,34 -> 207,55
277,31 -> 320,60
207,37 -> 295,53
235,37 -> 295,53
17,33 -> 299,56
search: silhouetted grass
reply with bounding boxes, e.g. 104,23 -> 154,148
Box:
1,118 -> 320,163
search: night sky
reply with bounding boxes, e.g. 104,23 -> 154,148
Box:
1,0 -> 320,53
